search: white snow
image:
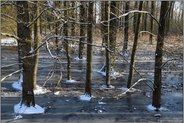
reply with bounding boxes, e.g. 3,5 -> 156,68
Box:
146,104 -> 169,111
98,101 -> 106,105
14,114 -> 23,120
97,70 -> 121,79
12,80 -> 50,95
100,85 -> 115,90
79,94 -> 92,101
118,87 -> 137,93
54,91 -> 60,95
74,57 -> 86,61
1,38 -> 17,46
14,102 -> 45,114
29,47 -> 34,54
65,79 -> 77,83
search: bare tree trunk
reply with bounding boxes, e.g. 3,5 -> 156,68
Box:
149,1 -> 155,44
33,1 -> 41,90
123,1 -> 129,51
55,1 -> 60,55
100,1 -> 105,45
85,2 -> 93,96
133,1 -> 138,33
71,1 -> 76,37
104,1 -> 110,87
152,1 -> 169,109
63,1 -> 71,80
17,1 -> 35,107
127,1 -> 143,88
78,2 -> 86,59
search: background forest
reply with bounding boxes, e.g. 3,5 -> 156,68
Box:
1,1 -> 183,122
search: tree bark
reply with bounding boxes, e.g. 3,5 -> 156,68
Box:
63,1 -> 71,80
152,1 -> 169,109
33,1 -> 41,90
78,2 -> 86,59
123,1 -> 129,51
127,1 -> 143,88
133,1 -> 138,34
149,1 -> 155,44
17,1 -> 35,107
85,2 -> 93,96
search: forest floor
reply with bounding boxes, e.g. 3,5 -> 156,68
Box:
1,34 -> 183,123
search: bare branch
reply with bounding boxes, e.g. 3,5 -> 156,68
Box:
1,69 -> 23,82
1,63 -> 22,69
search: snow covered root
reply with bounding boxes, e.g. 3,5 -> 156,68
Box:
146,104 -> 169,111
14,102 -> 45,114
79,94 -> 92,101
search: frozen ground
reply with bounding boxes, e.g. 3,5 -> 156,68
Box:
1,37 -> 183,123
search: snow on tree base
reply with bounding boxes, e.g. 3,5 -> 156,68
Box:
14,115 -> 23,120
12,81 -> 50,95
65,79 -> 77,83
74,57 -> 86,61
100,85 -> 115,90
79,94 -> 92,101
146,104 -> 169,112
14,102 -> 45,114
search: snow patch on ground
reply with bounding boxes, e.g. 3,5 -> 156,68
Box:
65,79 -> 77,83
1,38 -> 17,46
12,80 -> 50,94
165,73 -> 182,84
74,57 -> 86,61
79,94 -> 92,101
54,91 -> 60,95
146,104 -> 169,111
98,101 -> 106,105
14,102 -> 45,114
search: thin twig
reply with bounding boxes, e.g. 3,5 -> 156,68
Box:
1,69 -> 23,82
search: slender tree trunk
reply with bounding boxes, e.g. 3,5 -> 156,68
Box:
149,1 -> 155,44
17,1 -> 35,107
85,2 -> 93,96
152,1 -> 169,109
133,1 -> 138,33
63,1 -> 71,80
55,1 -> 60,55
127,1 -> 143,88
104,1 -> 110,87
78,2 -> 86,59
71,1 -> 76,37
33,1 -> 41,90
123,1 -> 129,51
101,1 -> 105,45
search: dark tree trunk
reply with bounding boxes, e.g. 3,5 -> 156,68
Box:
100,1 -> 105,45
152,1 -> 169,109
104,1 -> 110,87
127,1 -> 143,88
55,1 -> 60,55
149,1 -> 155,44
123,1 -> 129,51
85,1 -> 93,96
33,1 -> 41,90
133,1 -> 138,33
78,2 -> 86,59
63,1 -> 71,80
71,1 -> 76,37
17,1 -> 35,107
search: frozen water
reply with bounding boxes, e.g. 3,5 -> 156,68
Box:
14,102 -> 45,114
79,94 -> 92,101
14,114 -> 23,120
